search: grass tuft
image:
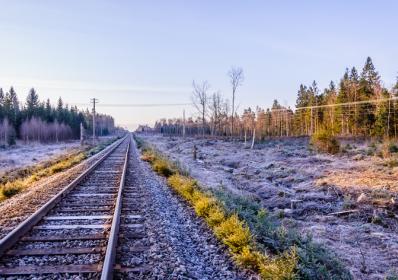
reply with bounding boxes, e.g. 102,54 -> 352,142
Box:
214,214 -> 252,253
2,181 -> 23,198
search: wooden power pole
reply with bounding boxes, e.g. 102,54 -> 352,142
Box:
91,98 -> 98,145
80,122 -> 84,146
183,109 -> 186,137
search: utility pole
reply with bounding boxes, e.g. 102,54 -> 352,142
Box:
91,98 -> 98,145
80,122 -> 84,146
183,109 -> 186,137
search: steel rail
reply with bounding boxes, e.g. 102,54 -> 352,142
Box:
100,134 -> 131,280
0,135 -> 128,256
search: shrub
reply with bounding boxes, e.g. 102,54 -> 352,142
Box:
141,150 -> 156,163
310,130 -> 340,154
194,195 -> 218,217
2,181 -> 23,198
383,159 -> 398,168
235,246 -> 263,270
214,214 -> 251,253
167,174 -> 196,200
206,205 -> 226,227
259,247 -> 297,280
152,158 -> 175,177
389,143 -> 398,154
213,187 -> 352,279
385,271 -> 398,280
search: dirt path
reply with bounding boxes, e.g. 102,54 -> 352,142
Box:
120,140 -> 251,279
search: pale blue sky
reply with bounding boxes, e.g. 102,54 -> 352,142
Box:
0,1 -> 397,129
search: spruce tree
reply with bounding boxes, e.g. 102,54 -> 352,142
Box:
0,88 -> 4,120
45,99 -> 53,122
57,97 -> 64,123
359,57 -> 380,135
26,88 -> 39,118
5,87 -> 19,128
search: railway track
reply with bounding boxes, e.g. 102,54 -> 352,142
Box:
0,134 -> 143,279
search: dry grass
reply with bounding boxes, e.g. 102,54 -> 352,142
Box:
142,149 -> 176,177
168,174 -> 297,279
0,151 -> 87,201
143,144 -> 298,279
0,137 -> 118,201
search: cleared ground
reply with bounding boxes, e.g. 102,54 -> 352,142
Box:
142,134 -> 398,280
0,137 -> 117,177
0,141 -> 81,176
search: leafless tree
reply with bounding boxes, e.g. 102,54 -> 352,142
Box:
209,91 -> 224,136
228,67 -> 244,137
0,119 -> 15,146
20,117 -> 73,143
192,80 -> 210,137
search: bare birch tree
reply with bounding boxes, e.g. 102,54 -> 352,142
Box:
192,80 -> 210,137
228,67 -> 244,137
209,91 -> 224,136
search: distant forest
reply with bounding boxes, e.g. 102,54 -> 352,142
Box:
154,57 -> 398,139
0,88 -> 115,145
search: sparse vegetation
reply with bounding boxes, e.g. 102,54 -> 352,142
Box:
167,173 -> 298,279
310,129 -> 340,154
141,148 -> 176,177
212,186 -> 352,279
138,140 -> 352,279
0,137 -> 119,201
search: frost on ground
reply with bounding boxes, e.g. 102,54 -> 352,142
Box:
0,141 -> 81,175
141,134 -> 398,280
122,141 -> 252,279
0,138 -> 116,239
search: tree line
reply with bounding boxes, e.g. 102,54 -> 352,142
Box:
0,87 -> 115,145
153,57 -> 398,140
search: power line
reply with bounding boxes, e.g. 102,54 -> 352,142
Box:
295,96 -> 398,110
71,103 -> 192,107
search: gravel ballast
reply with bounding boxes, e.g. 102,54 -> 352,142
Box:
117,140 -> 253,279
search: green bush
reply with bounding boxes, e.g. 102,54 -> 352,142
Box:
310,130 -> 340,154
388,143 -> 398,154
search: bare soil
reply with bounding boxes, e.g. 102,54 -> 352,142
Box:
141,134 -> 398,280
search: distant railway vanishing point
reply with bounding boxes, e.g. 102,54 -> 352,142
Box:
0,134 -> 149,279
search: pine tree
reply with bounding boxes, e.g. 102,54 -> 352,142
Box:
295,84 -> 310,135
56,97 -> 64,123
45,99 -> 53,122
360,57 -> 380,87
0,88 -> 4,120
358,57 -> 380,135
26,88 -> 39,118
323,81 -> 337,133
4,87 -> 19,128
